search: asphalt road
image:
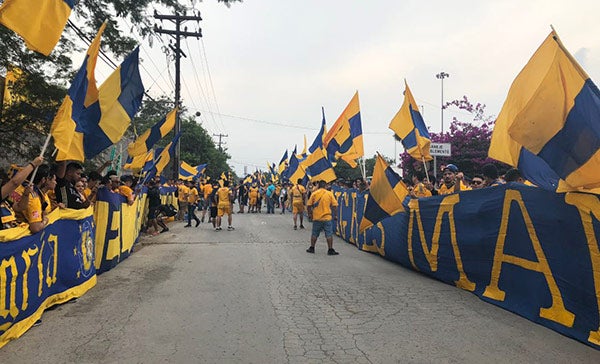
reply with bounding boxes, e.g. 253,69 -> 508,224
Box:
1,211 -> 598,363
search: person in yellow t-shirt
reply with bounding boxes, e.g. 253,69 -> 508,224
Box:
410,172 -> 432,199
248,184 -> 259,213
200,181 -> 214,223
437,164 -> 471,195
306,180 -> 339,255
184,180 -> 201,227
117,175 -> 135,206
290,178 -> 306,230
13,165 -> 53,234
216,180 -> 234,231
176,179 -> 189,221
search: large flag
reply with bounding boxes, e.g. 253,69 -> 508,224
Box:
51,23 -> 105,161
309,107 -> 328,153
179,161 -> 206,181
300,135 -> 308,159
304,147 -> 337,183
489,30 -> 600,191
123,149 -> 153,170
323,92 -> 364,168
56,46 -> 144,161
141,148 -> 163,181
154,132 -> 181,177
389,81 -> 433,162
278,150 -> 288,175
286,151 -> 306,183
359,154 -> 408,232
128,108 -> 177,157
0,0 -> 73,55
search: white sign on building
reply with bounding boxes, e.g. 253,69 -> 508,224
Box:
430,143 -> 452,157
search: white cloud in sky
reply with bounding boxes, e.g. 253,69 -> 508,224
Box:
132,0 -> 600,175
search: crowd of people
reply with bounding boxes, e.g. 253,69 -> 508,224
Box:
0,157 -> 527,259
404,163 -> 526,199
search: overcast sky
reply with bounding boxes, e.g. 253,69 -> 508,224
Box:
105,0 -> 600,176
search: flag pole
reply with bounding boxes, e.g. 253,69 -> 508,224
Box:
29,133 -> 52,185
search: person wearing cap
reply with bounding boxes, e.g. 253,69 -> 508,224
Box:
438,164 -> 471,195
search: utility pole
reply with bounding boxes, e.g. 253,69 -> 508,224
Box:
154,10 -> 202,179
213,133 -> 228,152
435,71 -> 450,134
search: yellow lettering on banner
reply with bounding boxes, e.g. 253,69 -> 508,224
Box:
349,193 -> 358,244
0,256 -> 18,320
45,234 -> 58,288
483,190 -> 575,327
121,202 -> 136,254
94,200 -> 109,270
407,195 -> 475,291
20,247 -> 39,311
340,221 -> 347,240
106,210 -> 121,261
37,238 -> 45,296
362,222 -> 385,256
565,192 -> 600,345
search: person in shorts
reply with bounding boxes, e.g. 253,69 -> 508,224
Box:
306,180 -> 339,255
216,180 -> 234,231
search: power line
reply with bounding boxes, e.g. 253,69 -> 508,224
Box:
184,38 -> 223,134
200,38 -> 226,131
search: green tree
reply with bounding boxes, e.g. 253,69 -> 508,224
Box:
0,0 -> 242,163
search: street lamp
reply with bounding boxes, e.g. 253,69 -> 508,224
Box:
436,72 -> 450,134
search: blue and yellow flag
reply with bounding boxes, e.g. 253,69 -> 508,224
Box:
359,154 -> 408,232
0,0 -> 74,55
51,23 -> 105,161
56,46 -> 144,161
286,152 -> 306,183
300,135 -> 308,160
389,81 -> 433,162
123,150 -> 153,171
489,30 -> 600,192
179,161 -> 198,181
324,92 -> 364,168
278,150 -> 288,175
141,148 -> 163,181
305,147 -> 337,183
309,107 -> 328,153
154,132 -> 181,177
128,108 -> 177,157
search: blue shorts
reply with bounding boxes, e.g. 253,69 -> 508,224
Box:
311,220 -> 333,238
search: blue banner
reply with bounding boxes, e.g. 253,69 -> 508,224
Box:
334,183 -> 600,350
0,208 -> 96,347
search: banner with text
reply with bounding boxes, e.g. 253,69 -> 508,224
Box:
0,208 -> 97,348
334,184 -> 600,350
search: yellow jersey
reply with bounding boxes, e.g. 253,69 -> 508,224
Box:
307,188 -> 338,221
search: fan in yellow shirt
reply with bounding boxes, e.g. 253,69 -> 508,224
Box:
290,178 -> 306,230
216,180 -> 234,231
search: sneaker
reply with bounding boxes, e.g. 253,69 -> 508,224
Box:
215,227 -> 222,231
306,246 -> 315,253
227,226 -> 235,231
160,228 -> 169,233
300,225 -> 305,229
184,224 -> 191,228
33,319 -> 42,327
151,231 -> 160,236
293,225 -> 297,230
327,249 -> 339,256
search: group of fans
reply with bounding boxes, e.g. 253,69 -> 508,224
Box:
404,163 -> 526,198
